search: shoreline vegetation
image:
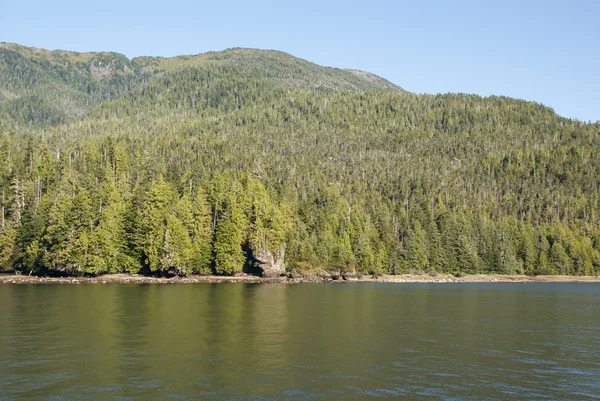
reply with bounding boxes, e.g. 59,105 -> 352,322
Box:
1,44 -> 600,279
1,273 -> 599,285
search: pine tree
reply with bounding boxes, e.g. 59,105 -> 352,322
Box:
162,213 -> 193,275
427,218 -> 444,272
571,239 -> 594,276
535,233 -> 552,274
0,222 -> 15,271
42,192 -> 76,273
90,182 -> 138,274
519,222 -> 536,274
331,233 -> 356,272
213,194 -> 246,275
139,176 -> 177,273
495,226 -> 519,275
373,243 -> 388,275
190,189 -> 213,274
406,221 -> 428,272
550,242 -> 572,275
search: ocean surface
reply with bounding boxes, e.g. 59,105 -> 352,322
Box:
0,283 -> 599,400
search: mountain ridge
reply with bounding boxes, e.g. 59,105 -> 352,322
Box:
0,42 -> 403,126
0,42 -> 401,87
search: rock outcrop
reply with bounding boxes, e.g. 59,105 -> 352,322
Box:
256,249 -> 286,277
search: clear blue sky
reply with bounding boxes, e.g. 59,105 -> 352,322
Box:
1,0 -> 598,122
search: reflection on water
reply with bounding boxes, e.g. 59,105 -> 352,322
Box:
0,283 -> 599,400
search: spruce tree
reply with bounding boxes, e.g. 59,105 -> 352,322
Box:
550,242 -> 572,275
406,221 -> 428,272
213,194 -> 246,275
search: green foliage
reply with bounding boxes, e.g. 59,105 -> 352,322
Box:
0,223 -> 16,271
41,191 -> 76,273
213,193 -> 246,275
0,43 -> 400,127
406,221 -> 429,272
518,222 -> 537,273
138,176 -> 178,273
189,189 -> 213,274
0,42 -> 598,276
550,242 -> 572,275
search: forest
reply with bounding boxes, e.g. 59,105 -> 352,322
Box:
1,42 -> 599,277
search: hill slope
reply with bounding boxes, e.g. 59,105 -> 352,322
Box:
0,43 -> 403,126
132,47 -> 402,92
0,42 -> 150,125
0,43 -> 598,278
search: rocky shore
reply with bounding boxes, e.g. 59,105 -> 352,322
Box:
1,272 -> 599,285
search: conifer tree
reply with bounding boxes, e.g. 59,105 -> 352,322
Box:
213,194 -> 246,275
550,242 -> 572,275
190,189 -> 214,274
90,181 -> 137,274
139,176 -> 177,273
406,221 -> 428,272
519,222 -> 537,274
0,222 -> 15,271
42,192 -> 76,272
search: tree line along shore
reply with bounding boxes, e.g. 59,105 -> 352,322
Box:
1,44 -> 599,278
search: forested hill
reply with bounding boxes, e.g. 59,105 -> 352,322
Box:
0,43 -> 599,278
0,42 -> 402,126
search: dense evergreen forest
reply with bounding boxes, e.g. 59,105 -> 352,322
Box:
1,42 -> 599,277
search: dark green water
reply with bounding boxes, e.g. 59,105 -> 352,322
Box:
0,283 -> 599,400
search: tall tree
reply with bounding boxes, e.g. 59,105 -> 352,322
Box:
406,221 -> 429,272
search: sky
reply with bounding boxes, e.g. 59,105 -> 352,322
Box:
1,0 -> 598,122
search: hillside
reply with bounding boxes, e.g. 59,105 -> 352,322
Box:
133,47 -> 402,92
0,43 -> 402,126
0,42 -> 150,125
0,43 -> 599,278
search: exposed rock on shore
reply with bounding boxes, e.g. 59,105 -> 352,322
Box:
256,249 -> 286,278
1,273 -> 599,285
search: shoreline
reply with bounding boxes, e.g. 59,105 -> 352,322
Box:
1,273 -> 599,285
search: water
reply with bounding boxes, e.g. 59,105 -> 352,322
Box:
0,283 -> 599,400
